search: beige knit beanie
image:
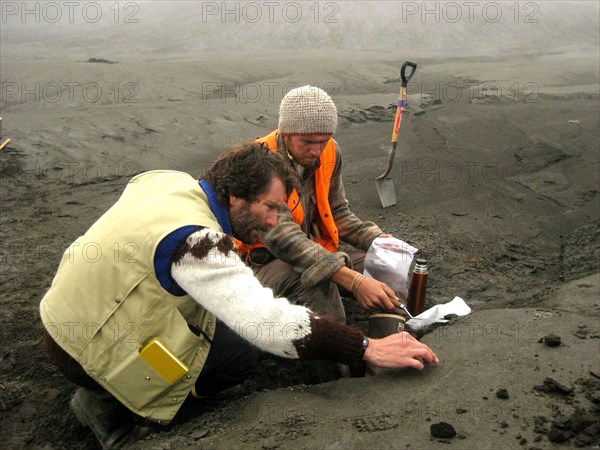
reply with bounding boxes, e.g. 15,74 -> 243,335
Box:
278,85 -> 337,135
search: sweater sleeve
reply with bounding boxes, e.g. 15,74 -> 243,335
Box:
170,228 -> 364,364
262,204 -> 351,288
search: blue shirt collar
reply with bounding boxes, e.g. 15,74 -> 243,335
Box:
199,179 -> 233,236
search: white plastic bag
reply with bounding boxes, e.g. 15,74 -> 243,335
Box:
363,237 -> 419,301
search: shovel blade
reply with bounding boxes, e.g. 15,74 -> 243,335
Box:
375,178 -> 396,208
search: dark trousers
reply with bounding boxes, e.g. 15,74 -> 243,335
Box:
193,320 -> 259,396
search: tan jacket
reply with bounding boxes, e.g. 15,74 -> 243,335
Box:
40,171 -> 218,423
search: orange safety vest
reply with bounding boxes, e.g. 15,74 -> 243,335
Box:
236,130 -> 339,261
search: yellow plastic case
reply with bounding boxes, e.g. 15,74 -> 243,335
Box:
139,338 -> 189,384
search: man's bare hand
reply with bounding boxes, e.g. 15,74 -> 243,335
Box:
363,332 -> 439,370
355,277 -> 401,311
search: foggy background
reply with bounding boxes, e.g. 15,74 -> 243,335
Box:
0,1 -> 598,171
1,1 -> 599,59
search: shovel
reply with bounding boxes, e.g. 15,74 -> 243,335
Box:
375,61 -> 417,208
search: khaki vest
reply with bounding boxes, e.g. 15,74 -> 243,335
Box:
40,170 -> 220,423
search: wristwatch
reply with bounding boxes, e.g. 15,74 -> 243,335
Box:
360,336 -> 369,358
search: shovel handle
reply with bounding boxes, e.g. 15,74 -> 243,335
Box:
391,61 -> 417,144
375,142 -> 397,180
375,61 -> 417,181
401,61 -> 417,87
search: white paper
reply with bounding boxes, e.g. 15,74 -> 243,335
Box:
406,296 -> 471,332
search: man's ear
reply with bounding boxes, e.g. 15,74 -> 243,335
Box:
229,195 -> 240,207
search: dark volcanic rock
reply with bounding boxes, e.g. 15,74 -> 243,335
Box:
496,388 -> 510,399
533,416 -> 549,434
86,57 -> 118,64
547,426 -> 571,442
543,334 -> 562,347
430,422 -> 457,439
542,408 -> 600,445
533,377 -> 573,395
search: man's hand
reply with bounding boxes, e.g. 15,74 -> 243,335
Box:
355,277 -> 401,310
332,266 -> 401,311
363,332 -> 439,370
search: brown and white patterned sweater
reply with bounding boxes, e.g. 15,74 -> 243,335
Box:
171,228 -> 365,364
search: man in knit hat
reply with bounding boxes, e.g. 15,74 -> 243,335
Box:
238,86 -> 399,324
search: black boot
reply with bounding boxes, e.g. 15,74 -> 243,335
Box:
70,387 -> 154,449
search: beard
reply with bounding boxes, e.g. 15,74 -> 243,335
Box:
230,201 -> 271,245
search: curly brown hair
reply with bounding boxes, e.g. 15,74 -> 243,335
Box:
202,142 -> 298,206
